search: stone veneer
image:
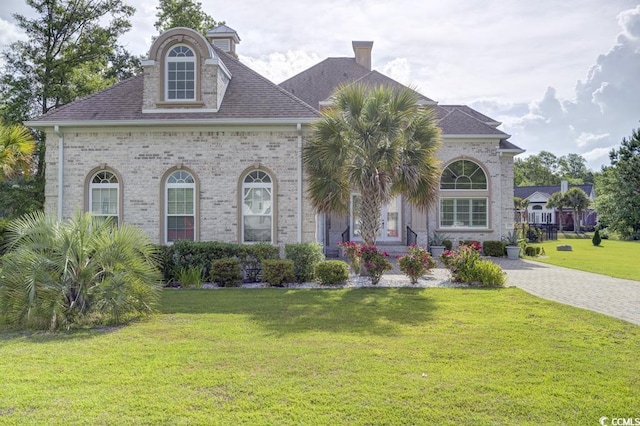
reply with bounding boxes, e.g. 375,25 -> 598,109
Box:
45,125 -> 316,246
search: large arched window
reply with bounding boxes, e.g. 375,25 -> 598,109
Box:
439,159 -> 489,228
88,170 -> 120,224
165,45 -> 196,101
242,170 -> 273,243
165,170 -> 196,243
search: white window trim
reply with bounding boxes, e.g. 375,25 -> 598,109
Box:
439,197 -> 489,229
165,177 -> 196,244
165,44 -> 197,102
242,173 -> 273,244
89,172 -> 119,221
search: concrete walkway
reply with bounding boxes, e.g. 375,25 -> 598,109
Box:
490,258 -> 640,325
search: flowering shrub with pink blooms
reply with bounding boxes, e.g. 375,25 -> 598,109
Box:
397,245 -> 436,284
460,240 -> 482,252
439,245 -> 505,287
338,241 -> 362,274
359,245 -> 392,285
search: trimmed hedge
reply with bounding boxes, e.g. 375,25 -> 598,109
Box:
482,240 -> 506,257
314,260 -> 349,285
262,259 -> 295,287
285,242 -> 325,282
210,258 -> 242,287
154,241 -> 279,284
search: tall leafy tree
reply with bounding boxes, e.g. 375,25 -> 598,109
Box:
304,83 -> 442,246
0,0 -> 138,215
596,128 -> 640,238
0,0 -> 137,123
559,153 -> 593,184
155,0 -> 222,35
514,151 -> 593,186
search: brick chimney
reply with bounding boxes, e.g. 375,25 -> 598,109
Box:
352,41 -> 373,70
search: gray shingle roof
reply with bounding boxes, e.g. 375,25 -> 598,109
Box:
515,184 -> 595,200
436,108 -> 508,136
29,47 -> 319,124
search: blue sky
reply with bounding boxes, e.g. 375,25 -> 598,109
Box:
1,0 -> 639,170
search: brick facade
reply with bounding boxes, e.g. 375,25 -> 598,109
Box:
45,125 -> 317,246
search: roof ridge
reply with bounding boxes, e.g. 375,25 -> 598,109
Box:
37,75 -> 141,120
216,47 -> 319,115
441,108 -> 508,136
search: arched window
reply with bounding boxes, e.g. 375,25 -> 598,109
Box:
439,159 -> 489,228
165,170 -> 196,243
166,45 -> 196,101
242,170 -> 273,243
89,170 -> 119,224
440,159 -> 487,190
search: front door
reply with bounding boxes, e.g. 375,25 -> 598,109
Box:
350,194 -> 402,242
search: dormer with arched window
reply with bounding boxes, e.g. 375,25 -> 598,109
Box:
141,27 -> 232,113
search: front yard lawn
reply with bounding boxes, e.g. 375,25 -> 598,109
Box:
526,236 -> 640,281
0,288 -> 638,424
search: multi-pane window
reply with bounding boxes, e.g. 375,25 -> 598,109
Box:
89,171 -> 119,223
440,198 -> 487,228
166,45 -> 195,100
166,170 -> 195,243
439,160 -> 488,228
242,170 -> 272,243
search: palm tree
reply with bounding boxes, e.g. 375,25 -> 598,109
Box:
564,187 -> 591,233
304,83 -> 442,246
546,191 -> 568,230
0,212 -> 162,330
513,197 -> 529,223
0,123 -> 35,181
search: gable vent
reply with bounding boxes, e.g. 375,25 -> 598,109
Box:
213,39 -> 230,51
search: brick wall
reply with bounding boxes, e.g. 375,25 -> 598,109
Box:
45,125 -> 316,246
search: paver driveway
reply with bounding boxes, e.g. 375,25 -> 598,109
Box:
492,258 -> 640,325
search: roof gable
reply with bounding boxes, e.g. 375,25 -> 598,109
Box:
29,46 -> 319,125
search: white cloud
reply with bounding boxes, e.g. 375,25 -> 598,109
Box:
496,4 -> 640,170
381,58 -> 411,86
0,17 -> 26,48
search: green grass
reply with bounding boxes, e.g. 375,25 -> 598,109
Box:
1,289 -> 638,424
526,235 -> 640,281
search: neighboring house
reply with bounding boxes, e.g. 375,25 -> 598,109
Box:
514,181 -> 597,230
26,25 -> 524,253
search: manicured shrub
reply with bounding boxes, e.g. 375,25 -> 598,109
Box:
285,242 -> 325,282
599,228 -> 610,239
262,259 -> 295,287
210,258 -> 242,287
473,260 -> 506,287
524,246 -> 544,257
176,266 -> 203,288
592,229 -> 602,246
482,240 -> 505,257
314,260 -> 349,285
461,240 -> 482,251
360,246 -> 392,285
172,241 -> 241,279
443,239 -> 453,251
239,243 -> 280,282
397,245 -> 436,284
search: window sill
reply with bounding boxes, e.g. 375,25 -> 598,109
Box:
436,228 -> 494,233
155,101 -> 205,108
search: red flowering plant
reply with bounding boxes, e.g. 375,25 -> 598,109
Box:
338,241 -> 362,274
440,245 -> 481,283
359,245 -> 392,285
460,240 -> 482,252
397,245 -> 436,284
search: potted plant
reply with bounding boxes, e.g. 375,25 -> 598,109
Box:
505,230 -> 521,260
429,231 -> 449,258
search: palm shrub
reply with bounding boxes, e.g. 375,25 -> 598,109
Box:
0,212 -> 162,330
397,245 -> 436,284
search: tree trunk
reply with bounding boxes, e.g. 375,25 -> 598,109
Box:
358,189 -> 382,247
